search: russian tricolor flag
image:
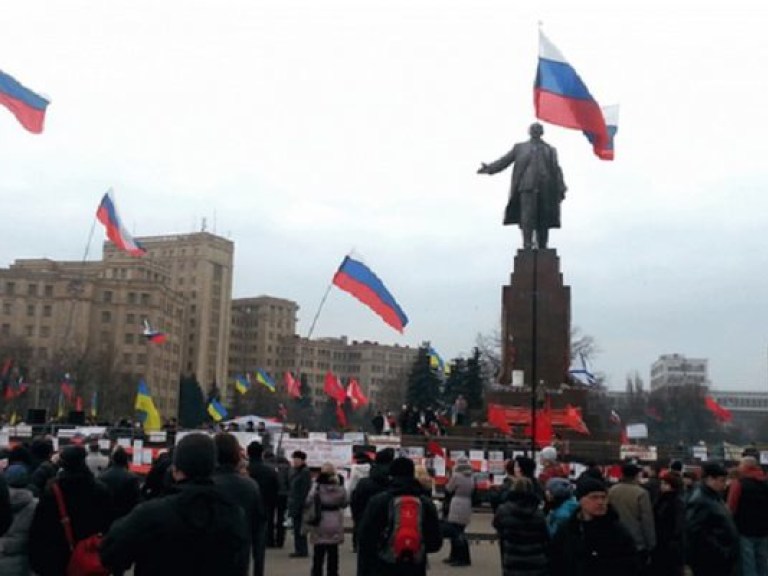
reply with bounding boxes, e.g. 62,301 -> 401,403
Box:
332,256 -> 408,333
535,30 -> 612,160
96,190 -> 147,257
0,69 -> 49,134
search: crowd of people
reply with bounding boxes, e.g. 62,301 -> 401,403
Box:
0,434 -> 765,575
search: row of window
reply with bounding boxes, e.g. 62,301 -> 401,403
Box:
2,302 -> 54,317
1,282 -> 55,297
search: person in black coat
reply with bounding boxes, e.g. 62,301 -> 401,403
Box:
357,457 -> 442,576
550,476 -> 639,576
685,462 -> 739,576
99,433 -> 250,576
28,437 -> 57,497
247,441 -> 279,547
350,447 -> 394,544
493,477 -> 550,576
288,449 -> 312,557
29,445 -> 113,576
267,450 -> 291,548
214,433 -> 267,576
99,446 -> 140,520
651,471 -> 685,576
0,473 -> 10,537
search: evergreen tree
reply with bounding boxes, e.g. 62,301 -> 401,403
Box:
178,374 -> 206,428
442,358 -> 467,405
406,346 -> 442,409
464,348 -> 485,409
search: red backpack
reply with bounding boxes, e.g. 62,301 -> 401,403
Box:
51,482 -> 110,576
378,495 -> 425,564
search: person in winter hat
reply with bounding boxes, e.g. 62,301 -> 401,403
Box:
550,475 -> 639,575
304,462 -> 347,576
494,477 -> 550,575
545,477 -> 578,537
442,456 -> 474,566
0,464 -> 37,576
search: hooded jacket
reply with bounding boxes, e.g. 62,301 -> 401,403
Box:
446,462 -> 474,526
0,486 -> 37,576
686,483 -> 739,576
304,472 -> 347,545
494,489 -> 550,576
100,478 -> 249,576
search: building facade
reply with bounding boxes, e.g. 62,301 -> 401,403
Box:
228,295 -> 298,403
0,257 -> 184,417
650,353 -> 709,391
278,335 -> 418,408
104,232 -> 234,394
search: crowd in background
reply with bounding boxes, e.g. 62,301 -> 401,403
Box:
0,433 -> 765,575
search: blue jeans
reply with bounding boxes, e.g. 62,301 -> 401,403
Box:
741,536 -> 768,576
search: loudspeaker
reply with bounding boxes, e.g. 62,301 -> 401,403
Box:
26,408 -> 47,425
67,410 -> 85,425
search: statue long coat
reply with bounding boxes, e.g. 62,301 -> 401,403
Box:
483,138 -> 567,228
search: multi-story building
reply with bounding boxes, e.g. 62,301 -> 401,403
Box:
0,257 -> 184,416
104,232 -> 234,394
278,335 -> 418,408
650,353 -> 709,391
228,296 -> 298,403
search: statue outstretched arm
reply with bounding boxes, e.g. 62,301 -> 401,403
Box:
477,145 -> 517,175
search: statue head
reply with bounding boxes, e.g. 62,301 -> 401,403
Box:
529,122 -> 544,139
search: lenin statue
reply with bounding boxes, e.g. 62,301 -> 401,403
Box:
478,122 -> 567,249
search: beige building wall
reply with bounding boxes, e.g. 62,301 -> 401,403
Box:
0,258 -> 184,417
229,295 -> 298,375
105,232 -> 234,396
279,335 -> 417,408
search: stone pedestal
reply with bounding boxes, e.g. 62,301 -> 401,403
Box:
499,248 -> 570,391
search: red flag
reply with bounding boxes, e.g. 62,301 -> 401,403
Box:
346,378 -> 368,409
620,427 -> 629,445
705,395 -> 733,423
283,372 -> 301,399
487,403 -> 512,434
427,439 -> 445,458
0,358 -> 12,379
524,407 -> 553,448
60,375 -> 74,401
335,402 -> 347,428
324,371 -> 347,404
564,405 -> 590,435
75,396 -> 83,412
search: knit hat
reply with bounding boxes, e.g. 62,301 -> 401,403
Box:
660,471 -> 683,492
173,433 -> 216,479
546,477 -> 573,500
4,463 -> 29,488
621,462 -> 641,478
540,446 -> 557,462
390,457 -> 415,478
575,476 -> 606,499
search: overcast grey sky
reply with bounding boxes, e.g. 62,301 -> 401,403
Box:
2,1 -> 767,391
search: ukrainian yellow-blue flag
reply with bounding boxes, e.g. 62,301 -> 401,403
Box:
135,379 -> 162,431
255,369 -> 276,392
235,374 -> 251,395
207,398 -> 228,422
428,346 -> 450,376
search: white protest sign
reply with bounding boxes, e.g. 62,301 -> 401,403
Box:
280,439 -> 353,469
